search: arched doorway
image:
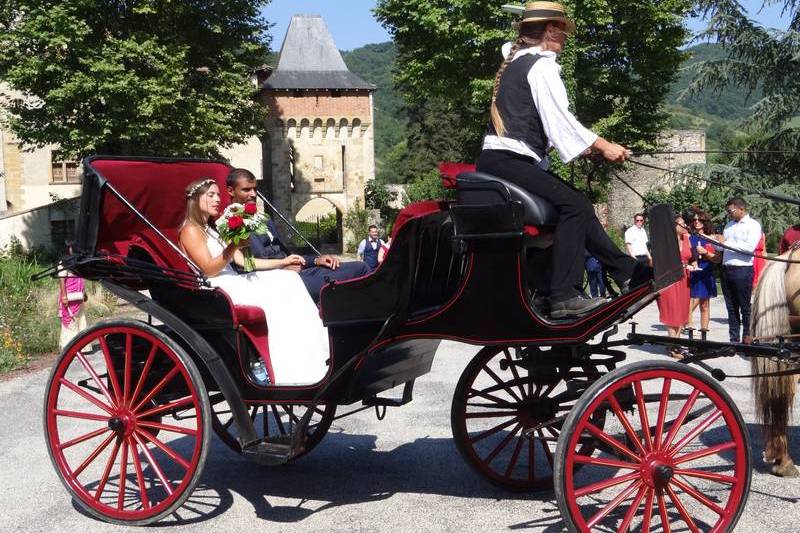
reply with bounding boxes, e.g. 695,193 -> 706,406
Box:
294,197 -> 343,254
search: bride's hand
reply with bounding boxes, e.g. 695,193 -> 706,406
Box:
281,254 -> 306,272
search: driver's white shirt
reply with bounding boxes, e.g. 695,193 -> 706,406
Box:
482,44 -> 598,167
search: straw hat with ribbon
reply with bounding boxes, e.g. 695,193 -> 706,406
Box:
501,2 -> 576,33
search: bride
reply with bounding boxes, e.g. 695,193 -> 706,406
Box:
178,178 -> 329,385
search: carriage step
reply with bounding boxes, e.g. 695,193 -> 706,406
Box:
241,440 -> 296,466
362,380 -> 415,408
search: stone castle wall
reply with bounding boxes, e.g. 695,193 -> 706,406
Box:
262,90 -> 375,246
607,130 -> 706,229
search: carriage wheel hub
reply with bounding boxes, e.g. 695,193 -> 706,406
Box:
108,411 -> 135,436
640,454 -> 674,488
519,398 -> 558,428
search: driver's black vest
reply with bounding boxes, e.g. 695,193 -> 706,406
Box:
486,54 -> 548,159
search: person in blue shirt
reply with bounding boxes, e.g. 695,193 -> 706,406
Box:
226,168 -> 370,303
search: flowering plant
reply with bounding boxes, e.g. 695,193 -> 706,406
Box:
215,203 -> 269,272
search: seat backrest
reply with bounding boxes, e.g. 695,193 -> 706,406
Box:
456,171 -> 558,226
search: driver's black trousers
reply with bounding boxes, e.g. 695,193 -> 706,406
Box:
476,149 -> 636,300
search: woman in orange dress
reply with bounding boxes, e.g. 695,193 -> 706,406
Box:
657,214 -> 695,357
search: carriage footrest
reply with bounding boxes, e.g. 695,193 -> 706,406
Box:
241,440 -> 295,466
362,380 -> 415,408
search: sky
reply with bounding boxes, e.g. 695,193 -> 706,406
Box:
262,1 -> 793,52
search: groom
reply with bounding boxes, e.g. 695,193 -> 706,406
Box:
225,168 -> 370,302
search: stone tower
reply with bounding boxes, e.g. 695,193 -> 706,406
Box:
260,14 -> 376,249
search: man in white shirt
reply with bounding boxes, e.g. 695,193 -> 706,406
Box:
475,2 -> 647,319
720,197 -> 762,343
624,213 -> 651,265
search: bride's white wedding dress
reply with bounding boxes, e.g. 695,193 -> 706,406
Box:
205,231 -> 329,385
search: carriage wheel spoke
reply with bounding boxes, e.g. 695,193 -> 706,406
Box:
57,378 -> 114,414
469,417 -> 518,444
117,439 -> 129,511
575,471 -> 641,498
54,409 -> 110,422
654,378 -> 671,449
673,468 -> 736,484
504,433 -> 525,477
137,420 -> 197,436
666,485 -> 700,533
668,408 -> 723,457
482,366 -> 522,403
503,349 -> 528,400
133,433 -> 174,496
657,490 -> 671,533
271,405 -> 287,434
136,429 -> 191,470
465,410 -> 519,419
98,337 -> 124,405
616,484 -> 648,533
130,438 -> 150,510
537,429 -> 554,467
137,396 -> 195,420
132,366 -> 181,413
72,432 -> 117,478
661,388 -> 700,451
671,476 -> 725,516
59,427 -> 110,450
641,487 -> 655,533
634,380 -> 653,451
584,421 -> 640,462
586,480 -> 642,529
527,438 -> 535,481
482,423 -> 521,466
572,454 -> 638,470
94,436 -> 122,500
130,344 -> 158,409
76,352 -> 117,407
468,388 -> 513,406
123,333 -> 132,404
607,392 -> 647,456
673,441 -> 736,465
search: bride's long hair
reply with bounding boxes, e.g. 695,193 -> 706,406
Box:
180,178 -> 217,232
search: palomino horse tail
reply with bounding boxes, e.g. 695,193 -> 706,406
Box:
750,257 -> 797,470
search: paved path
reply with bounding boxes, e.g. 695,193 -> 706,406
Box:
2,299 -> 799,532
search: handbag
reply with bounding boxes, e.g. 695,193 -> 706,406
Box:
66,291 -> 86,303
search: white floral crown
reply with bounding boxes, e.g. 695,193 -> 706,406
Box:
186,178 -> 216,198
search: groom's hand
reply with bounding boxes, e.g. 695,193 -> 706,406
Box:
315,254 -> 340,270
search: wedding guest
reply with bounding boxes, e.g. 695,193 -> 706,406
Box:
657,215 -> 695,358
687,210 -> 718,331
58,242 -> 87,350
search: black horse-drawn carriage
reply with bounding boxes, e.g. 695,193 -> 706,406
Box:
42,156 -> 762,530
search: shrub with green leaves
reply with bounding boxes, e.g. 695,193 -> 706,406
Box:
0,247 -> 59,372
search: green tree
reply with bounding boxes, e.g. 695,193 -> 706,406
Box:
689,1 -> 800,176
374,0 -> 694,165
0,0 -> 271,158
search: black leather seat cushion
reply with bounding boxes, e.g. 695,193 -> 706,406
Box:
456,172 -> 558,226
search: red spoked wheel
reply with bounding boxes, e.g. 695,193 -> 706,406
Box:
451,346 -> 610,491
211,398 -> 336,460
554,360 -> 751,533
43,320 -> 211,525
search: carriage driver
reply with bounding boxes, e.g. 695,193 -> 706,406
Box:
476,1 -> 651,318
226,168 -> 370,302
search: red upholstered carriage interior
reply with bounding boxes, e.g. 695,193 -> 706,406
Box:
88,158 -> 232,259
439,161 -> 475,189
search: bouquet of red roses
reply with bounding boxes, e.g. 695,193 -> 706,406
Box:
215,202 -> 270,272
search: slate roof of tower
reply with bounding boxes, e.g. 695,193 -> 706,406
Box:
262,15 -> 375,91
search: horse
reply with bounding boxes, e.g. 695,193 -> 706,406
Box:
750,243 -> 800,477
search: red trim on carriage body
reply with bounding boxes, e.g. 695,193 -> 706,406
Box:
406,253 -> 475,326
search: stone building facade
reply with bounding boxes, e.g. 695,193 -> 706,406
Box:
607,130 -> 706,229
259,15 -> 375,250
